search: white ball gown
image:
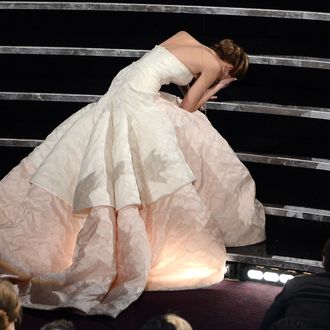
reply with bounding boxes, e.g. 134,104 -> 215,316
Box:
0,45 -> 265,317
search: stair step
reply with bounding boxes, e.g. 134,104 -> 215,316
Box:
227,242 -> 323,273
264,204 -> 330,223
1,137 -> 330,172
0,2 -> 329,21
1,92 -> 330,120
1,46 -> 329,70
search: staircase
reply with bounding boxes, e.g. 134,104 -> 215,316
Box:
1,1 -> 329,278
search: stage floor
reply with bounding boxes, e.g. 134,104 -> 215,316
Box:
17,279 -> 282,330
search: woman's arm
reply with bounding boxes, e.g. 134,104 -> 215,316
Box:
178,83 -> 210,112
179,75 -> 236,112
178,84 -> 190,98
195,77 -> 236,110
179,69 -> 218,112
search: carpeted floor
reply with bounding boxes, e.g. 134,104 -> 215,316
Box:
17,280 -> 282,330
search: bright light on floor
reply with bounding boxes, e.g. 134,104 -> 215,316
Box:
246,267 -> 295,284
247,269 -> 264,280
279,274 -> 294,284
263,271 -> 280,282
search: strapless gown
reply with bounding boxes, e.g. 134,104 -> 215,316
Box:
0,45 -> 265,317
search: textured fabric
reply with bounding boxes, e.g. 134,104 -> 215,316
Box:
0,45 -> 265,317
29,45 -> 195,212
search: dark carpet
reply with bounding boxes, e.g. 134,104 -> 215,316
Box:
17,280 -> 281,330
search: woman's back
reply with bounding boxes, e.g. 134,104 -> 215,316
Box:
112,44 -> 194,95
159,31 -> 220,79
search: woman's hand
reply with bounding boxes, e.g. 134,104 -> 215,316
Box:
204,77 -> 236,102
198,77 -> 236,111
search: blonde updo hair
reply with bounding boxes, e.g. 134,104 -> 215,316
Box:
141,313 -> 192,330
210,39 -> 249,80
0,280 -> 22,330
164,314 -> 192,330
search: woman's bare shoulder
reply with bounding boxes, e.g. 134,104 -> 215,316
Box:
158,31 -> 219,77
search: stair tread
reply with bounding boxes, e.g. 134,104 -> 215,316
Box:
227,242 -> 323,273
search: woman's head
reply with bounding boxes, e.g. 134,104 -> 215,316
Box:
210,39 -> 249,80
165,314 -> 192,330
0,280 -> 22,330
141,313 -> 192,330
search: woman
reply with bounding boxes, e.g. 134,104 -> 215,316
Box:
0,280 -> 22,330
0,31 -> 265,317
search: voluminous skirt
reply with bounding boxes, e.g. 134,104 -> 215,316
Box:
0,92 -> 265,317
